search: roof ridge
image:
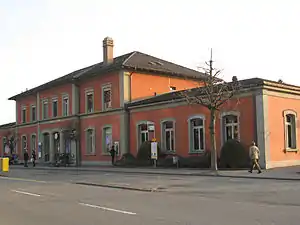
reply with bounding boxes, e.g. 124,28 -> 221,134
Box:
122,51 -> 137,66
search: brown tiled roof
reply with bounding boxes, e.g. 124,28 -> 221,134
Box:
126,78 -> 300,108
8,51 -> 207,100
0,122 -> 16,130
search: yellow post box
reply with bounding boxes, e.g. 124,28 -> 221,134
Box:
1,157 -> 9,172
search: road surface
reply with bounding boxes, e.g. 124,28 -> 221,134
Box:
1,168 -> 300,225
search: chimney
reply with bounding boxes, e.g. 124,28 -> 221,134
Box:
103,37 -> 114,65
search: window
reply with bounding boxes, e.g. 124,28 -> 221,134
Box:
139,124 -> 149,145
223,114 -> 239,142
2,137 -> 7,155
189,117 -> 205,152
102,85 -> 112,110
22,135 -> 27,153
284,112 -> 297,149
103,126 -> 112,153
52,99 -> 58,117
31,105 -> 36,122
86,92 -> 94,113
86,129 -> 95,154
42,100 -> 49,119
21,107 -> 26,123
62,96 -> 69,116
31,134 -> 36,152
161,121 -> 175,152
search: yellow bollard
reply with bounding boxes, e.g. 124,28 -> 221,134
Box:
2,157 -> 9,172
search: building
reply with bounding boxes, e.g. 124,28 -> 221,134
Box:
1,37 -> 300,169
0,37 -> 206,166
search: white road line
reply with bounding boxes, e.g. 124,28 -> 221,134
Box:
79,203 -> 137,215
11,190 -> 41,197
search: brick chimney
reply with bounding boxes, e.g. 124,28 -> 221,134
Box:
103,37 -> 114,65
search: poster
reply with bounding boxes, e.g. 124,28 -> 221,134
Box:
151,142 -> 158,160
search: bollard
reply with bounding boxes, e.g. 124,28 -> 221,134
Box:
1,157 -> 9,173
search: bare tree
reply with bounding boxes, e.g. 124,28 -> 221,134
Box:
180,49 -> 240,171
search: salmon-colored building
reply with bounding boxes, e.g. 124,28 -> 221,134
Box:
1,37 -> 300,169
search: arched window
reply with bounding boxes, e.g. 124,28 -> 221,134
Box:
21,135 -> 27,153
161,120 -> 175,152
86,128 -> 95,154
188,116 -> 205,153
284,110 -> 297,150
221,112 -> 240,143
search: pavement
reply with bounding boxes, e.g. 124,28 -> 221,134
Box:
1,167 -> 300,224
9,164 -> 300,181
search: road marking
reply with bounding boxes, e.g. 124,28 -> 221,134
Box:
79,203 -> 137,215
11,190 -> 41,197
0,176 -> 47,183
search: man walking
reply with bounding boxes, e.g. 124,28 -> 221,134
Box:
109,145 -> 116,166
24,150 -> 29,167
249,141 -> 262,174
32,151 -> 36,167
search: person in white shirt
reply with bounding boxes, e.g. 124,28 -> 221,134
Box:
249,141 -> 262,174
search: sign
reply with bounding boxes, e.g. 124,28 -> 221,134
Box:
151,142 -> 158,160
151,138 -> 156,142
148,125 -> 155,132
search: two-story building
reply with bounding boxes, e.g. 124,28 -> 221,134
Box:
2,37 -> 206,166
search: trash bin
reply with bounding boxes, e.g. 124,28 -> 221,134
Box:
1,157 -> 9,172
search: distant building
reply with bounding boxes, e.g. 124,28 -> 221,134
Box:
0,37 -> 300,169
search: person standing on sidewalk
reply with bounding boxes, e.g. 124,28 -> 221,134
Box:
24,150 -> 29,167
32,151 -> 36,167
109,145 -> 116,166
248,141 -> 262,174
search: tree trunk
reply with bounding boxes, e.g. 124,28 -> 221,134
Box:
209,109 -> 218,171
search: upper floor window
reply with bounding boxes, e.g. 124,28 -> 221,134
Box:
222,113 -> 239,143
42,100 -> 49,120
102,84 -> 112,110
189,117 -> 205,152
62,95 -> 69,116
21,107 -> 26,123
284,111 -> 297,150
52,98 -> 58,117
161,120 -> 175,152
86,91 -> 94,113
31,105 -> 36,122
86,128 -> 95,155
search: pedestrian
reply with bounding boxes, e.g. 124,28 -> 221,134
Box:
24,150 -> 29,167
248,141 -> 262,174
109,145 -> 116,166
32,151 -> 36,167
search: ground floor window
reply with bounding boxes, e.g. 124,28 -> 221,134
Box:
161,121 -> 175,152
189,117 -> 205,152
103,126 -> 112,153
86,129 -> 95,154
139,123 -> 149,144
223,114 -> 239,142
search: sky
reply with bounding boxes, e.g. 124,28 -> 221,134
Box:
0,0 -> 299,124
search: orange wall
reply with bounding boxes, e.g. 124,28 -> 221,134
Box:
267,95 -> 300,162
129,96 -> 255,157
39,84 -> 73,119
130,73 -> 203,100
79,72 -> 120,113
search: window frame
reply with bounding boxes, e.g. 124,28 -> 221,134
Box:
85,128 -> 96,155
31,134 -> 36,153
220,111 -> 240,145
21,135 -> 27,154
136,121 -> 154,152
160,119 -> 176,153
85,89 -> 94,113
42,99 -> 49,120
102,83 -> 112,111
21,106 -> 27,124
283,110 -> 298,152
188,115 -> 206,153
52,97 -> 58,118
102,125 -> 113,155
30,105 -> 36,122
62,94 -> 69,116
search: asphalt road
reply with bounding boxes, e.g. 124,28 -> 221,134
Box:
1,169 -> 300,225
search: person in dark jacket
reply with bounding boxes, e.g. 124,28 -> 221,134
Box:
24,150 -> 29,167
32,151 -> 36,167
109,145 -> 116,165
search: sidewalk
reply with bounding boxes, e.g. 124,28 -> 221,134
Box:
10,164 -> 300,181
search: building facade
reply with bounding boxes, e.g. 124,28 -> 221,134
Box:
1,38 -> 300,169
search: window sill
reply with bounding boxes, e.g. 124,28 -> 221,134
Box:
189,150 -> 205,155
85,153 -> 96,156
284,148 -> 298,153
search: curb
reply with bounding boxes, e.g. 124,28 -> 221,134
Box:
74,182 -> 164,192
10,166 -> 300,182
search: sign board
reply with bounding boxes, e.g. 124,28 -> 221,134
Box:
151,142 -> 158,160
148,124 -> 155,132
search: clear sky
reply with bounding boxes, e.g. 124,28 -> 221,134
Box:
0,0 -> 299,124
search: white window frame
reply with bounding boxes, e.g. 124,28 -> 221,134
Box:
52,98 -> 58,118
85,128 -> 95,155
85,90 -> 94,113
220,111 -> 240,145
160,119 -> 176,152
102,125 -> 112,154
21,135 -> 27,154
31,134 -> 36,152
30,105 -> 36,122
42,100 -> 49,120
283,110 -> 298,151
188,115 -> 205,153
102,84 -> 112,110
21,106 -> 27,123
136,121 -> 154,152
62,95 -> 69,116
